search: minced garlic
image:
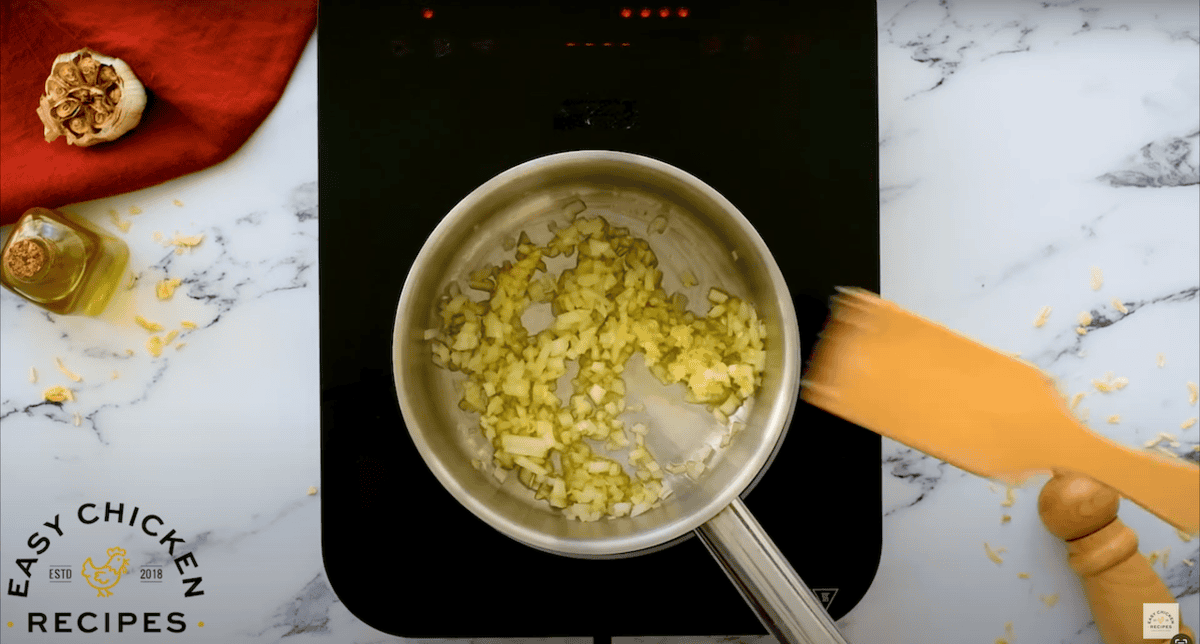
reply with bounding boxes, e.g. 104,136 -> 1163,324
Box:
1001,487 -> 1015,507
1091,372 -> 1128,392
29,366 -> 37,383
1070,392 -> 1085,410
1077,311 -> 1092,326
1001,514 -> 1011,524
1178,529 -> 1194,542
1189,382 -> 1198,405
1182,418 -> 1197,430
984,542 -> 1006,564
1107,415 -> 1120,424
1075,327 -> 1088,335
180,320 -> 197,329
1017,572 -> 1030,579
166,232 -> 204,254
156,277 -> 182,300
129,206 -> 142,215
146,336 -> 164,357
307,486 -> 318,496
55,357 -> 82,382
43,386 -> 73,402
72,412 -> 81,426
173,199 -> 184,207
1147,548 -> 1170,570
135,315 -> 163,332
1111,298 -> 1127,314
108,209 -> 131,232
1090,266 -> 1103,290
1040,594 -> 1059,607
1033,306 -> 1052,327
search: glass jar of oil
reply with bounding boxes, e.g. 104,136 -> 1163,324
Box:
1,207 -> 129,316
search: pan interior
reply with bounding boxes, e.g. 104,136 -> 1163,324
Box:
394,152 -> 798,556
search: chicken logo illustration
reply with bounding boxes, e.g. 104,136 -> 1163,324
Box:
81,546 -> 130,597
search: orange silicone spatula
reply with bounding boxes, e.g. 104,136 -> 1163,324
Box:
800,287 -> 1199,535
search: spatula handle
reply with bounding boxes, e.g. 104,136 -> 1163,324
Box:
1039,472 -> 1194,644
1062,426 -> 1200,535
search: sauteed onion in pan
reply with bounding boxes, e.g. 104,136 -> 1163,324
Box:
426,215 -> 766,521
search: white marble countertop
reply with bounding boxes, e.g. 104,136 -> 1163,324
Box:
2,1 -> 1197,642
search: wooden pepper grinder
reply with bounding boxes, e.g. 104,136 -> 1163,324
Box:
1039,471 -> 1195,644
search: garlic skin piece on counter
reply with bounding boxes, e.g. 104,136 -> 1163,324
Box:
37,48 -> 146,147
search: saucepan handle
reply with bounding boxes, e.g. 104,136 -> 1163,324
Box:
695,497 -> 851,644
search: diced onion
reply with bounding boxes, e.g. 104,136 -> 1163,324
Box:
427,215 -> 766,520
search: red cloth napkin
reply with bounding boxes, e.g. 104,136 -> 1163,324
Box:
0,0 -> 317,225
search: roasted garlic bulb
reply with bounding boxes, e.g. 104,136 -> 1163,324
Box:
37,48 -> 146,147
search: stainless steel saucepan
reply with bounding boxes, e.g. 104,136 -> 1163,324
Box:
393,150 -> 849,644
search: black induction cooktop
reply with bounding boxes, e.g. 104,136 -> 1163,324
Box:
319,0 -> 880,638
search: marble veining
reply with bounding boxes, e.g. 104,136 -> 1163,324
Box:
1098,129 -> 1200,187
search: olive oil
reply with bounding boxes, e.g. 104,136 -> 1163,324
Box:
1,207 -> 129,316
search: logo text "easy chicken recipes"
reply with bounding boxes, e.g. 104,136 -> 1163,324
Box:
6,501 -> 205,635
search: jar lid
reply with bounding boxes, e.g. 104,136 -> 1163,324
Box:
3,238 -> 48,279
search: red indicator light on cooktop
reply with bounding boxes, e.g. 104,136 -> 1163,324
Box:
658,7 -> 670,17
639,8 -> 651,18
421,8 -> 433,19
677,7 -> 689,17
620,7 -> 632,18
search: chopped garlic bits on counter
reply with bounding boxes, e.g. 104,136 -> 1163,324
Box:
1147,548 -> 1170,570
135,315 -> 164,332
427,215 -> 766,521
42,386 -> 74,402
156,277 -> 183,300
146,336 -> 165,357
1182,417 -> 1198,430
1189,382 -> 1198,405
1090,266 -> 1103,290
1069,392 -> 1085,410
984,542 -> 1006,564
1033,306 -> 1052,328
55,357 -> 82,382
1091,372 -> 1128,393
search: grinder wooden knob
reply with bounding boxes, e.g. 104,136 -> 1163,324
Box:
1039,471 -> 1194,644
